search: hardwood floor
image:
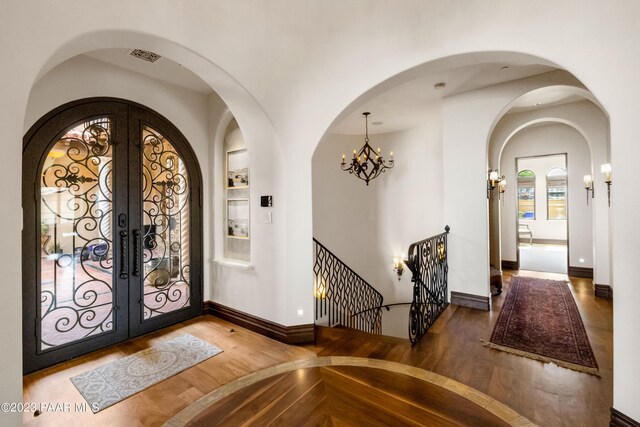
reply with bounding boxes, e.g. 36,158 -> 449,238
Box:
184,363 -> 515,426
23,270 -> 612,426
314,270 -> 613,427
23,316 -> 316,427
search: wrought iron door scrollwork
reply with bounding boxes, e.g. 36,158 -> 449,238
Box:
141,126 -> 191,319
39,119 -> 114,349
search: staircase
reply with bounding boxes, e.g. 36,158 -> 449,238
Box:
312,238 -> 383,334
313,225 -> 450,344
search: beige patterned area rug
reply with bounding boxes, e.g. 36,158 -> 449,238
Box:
71,334 -> 222,413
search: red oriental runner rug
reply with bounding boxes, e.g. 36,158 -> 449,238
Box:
482,276 -> 599,376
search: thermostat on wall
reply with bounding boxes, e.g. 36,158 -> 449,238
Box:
261,195 -> 273,207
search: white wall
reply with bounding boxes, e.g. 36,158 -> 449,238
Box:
313,110 -> 444,338
515,155 -> 568,241
498,126 -> 592,268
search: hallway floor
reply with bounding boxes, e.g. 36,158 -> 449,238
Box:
23,271 -> 612,426
519,243 -> 568,274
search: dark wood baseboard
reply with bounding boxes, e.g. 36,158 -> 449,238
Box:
568,266 -> 594,279
204,301 -> 315,345
594,283 -> 613,299
611,408 -> 640,426
450,291 -> 490,311
531,238 -> 567,245
501,260 -> 518,270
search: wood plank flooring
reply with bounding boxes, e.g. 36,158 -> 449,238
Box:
185,365 -> 513,426
23,270 -> 612,426
314,271 -> 613,427
23,316 -> 316,427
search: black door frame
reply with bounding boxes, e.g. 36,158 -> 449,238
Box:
22,98 -> 203,373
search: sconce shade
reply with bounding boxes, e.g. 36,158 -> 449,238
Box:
393,257 -> 404,280
601,163 -> 612,182
487,169 -> 505,198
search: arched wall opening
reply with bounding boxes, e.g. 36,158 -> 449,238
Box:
493,122 -> 592,275
22,32 -> 289,343
310,51 -> 602,338
487,95 -> 611,288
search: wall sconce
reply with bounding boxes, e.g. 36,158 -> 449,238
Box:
437,242 -> 446,263
584,174 -> 595,205
314,277 -> 327,300
601,163 -> 612,207
487,169 -> 505,199
498,179 -> 507,204
393,257 -> 404,280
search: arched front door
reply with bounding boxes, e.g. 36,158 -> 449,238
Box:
22,98 -> 203,373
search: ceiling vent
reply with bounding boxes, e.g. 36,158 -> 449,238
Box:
129,49 -> 162,63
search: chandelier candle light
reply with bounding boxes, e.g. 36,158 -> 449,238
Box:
341,112 -> 394,185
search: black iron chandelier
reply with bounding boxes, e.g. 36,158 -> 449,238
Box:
341,112 -> 394,185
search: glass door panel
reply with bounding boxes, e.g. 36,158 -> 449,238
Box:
39,119 -> 114,349
141,126 -> 191,319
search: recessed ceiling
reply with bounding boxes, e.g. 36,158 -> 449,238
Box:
506,86 -> 588,114
84,48 -> 213,95
332,63 -> 557,135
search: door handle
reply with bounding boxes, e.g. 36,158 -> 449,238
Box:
132,229 -> 141,277
120,230 -> 128,279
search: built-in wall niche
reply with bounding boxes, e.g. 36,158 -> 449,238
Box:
223,120 -> 250,261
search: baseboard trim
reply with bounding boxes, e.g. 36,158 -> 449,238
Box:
611,408 -> 640,426
450,291 -> 490,311
568,266 -> 594,279
531,238 -> 567,245
594,283 -> 613,299
204,301 -> 315,344
501,260 -> 518,270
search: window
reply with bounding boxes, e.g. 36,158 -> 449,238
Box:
547,167 -> 567,220
517,170 -> 535,219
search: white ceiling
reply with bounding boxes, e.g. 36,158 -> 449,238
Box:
81,50 -> 587,135
332,63 -> 558,135
506,86 -> 587,114
84,48 -> 213,95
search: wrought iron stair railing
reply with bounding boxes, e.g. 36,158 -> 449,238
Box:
405,225 -> 450,345
313,238 -> 384,334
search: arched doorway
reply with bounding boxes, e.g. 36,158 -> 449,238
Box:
22,98 -> 203,373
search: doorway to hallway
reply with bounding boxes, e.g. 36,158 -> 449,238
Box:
516,154 -> 568,274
